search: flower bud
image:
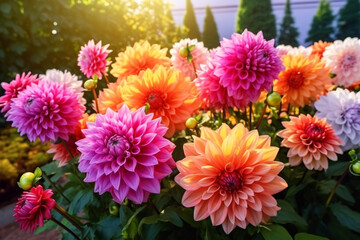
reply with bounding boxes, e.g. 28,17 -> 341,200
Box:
109,203 -> 119,216
18,172 -> 35,190
351,161 -> 360,175
84,79 -> 97,90
179,47 -> 189,58
186,117 -> 197,129
267,92 -> 281,107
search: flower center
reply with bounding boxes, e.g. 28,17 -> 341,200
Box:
304,123 -> 325,142
217,171 -> 242,193
344,105 -> 360,124
287,71 -> 304,89
25,97 -> 35,107
107,134 -> 131,157
341,54 -> 356,71
147,92 -> 165,109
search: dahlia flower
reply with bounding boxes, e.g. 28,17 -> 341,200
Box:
322,37 -> 360,87
122,66 -> 201,138
273,54 -> 332,107
170,38 -> 209,80
310,40 -> 332,59
314,88 -> 360,151
0,72 -> 41,113
97,81 -> 124,114
111,41 -> 170,80
278,114 -> 343,170
276,45 -> 312,57
6,81 -> 85,142
175,123 -> 287,234
76,105 -> 176,204
42,69 -> 86,105
214,30 -> 283,105
14,186 -> 56,232
78,40 -> 111,79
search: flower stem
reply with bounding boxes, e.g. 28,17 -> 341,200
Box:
53,204 -> 83,231
103,74 -> 110,85
51,217 -> 80,240
325,167 -> 349,208
148,198 -> 160,214
248,102 -> 252,130
191,60 -> 198,79
42,171 -> 70,203
256,102 -> 268,129
62,140 -> 74,159
92,89 -> 99,113
222,106 -> 226,123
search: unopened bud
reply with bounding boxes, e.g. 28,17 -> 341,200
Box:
84,79 -> 97,90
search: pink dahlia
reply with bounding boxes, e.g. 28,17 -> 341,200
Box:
6,80 -> 85,142
195,49 -> 247,109
76,105 -> 176,204
78,40 -> 112,79
170,38 -> 209,80
14,186 -> 56,232
214,30 -> 284,104
0,72 -> 41,113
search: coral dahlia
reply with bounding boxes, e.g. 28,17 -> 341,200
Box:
278,114 -> 343,170
274,54 -> 332,107
322,37 -> 360,87
0,72 -> 41,113
315,88 -> 360,151
97,81 -> 124,114
310,40 -> 332,59
76,105 -> 176,204
14,186 -> 56,232
78,40 -> 112,79
6,81 -> 85,142
111,41 -> 170,80
214,30 -> 283,104
122,66 -> 201,137
175,123 -> 287,234
170,38 -> 209,80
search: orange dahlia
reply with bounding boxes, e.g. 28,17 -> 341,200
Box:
122,66 -> 200,138
274,54 -> 332,107
310,40 -> 332,59
175,123 -> 287,234
278,114 -> 343,170
110,41 -> 171,80
96,81 -> 124,114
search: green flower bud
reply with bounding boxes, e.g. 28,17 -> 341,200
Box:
18,172 -> 35,190
267,92 -> 282,107
186,117 -> 197,129
179,47 -> 189,58
84,79 -> 97,90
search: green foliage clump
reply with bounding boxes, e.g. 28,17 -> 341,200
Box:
306,0 -> 335,44
278,0 -> 299,46
235,0 -> 277,40
336,0 -> 360,40
202,6 -> 220,49
183,0 -> 201,40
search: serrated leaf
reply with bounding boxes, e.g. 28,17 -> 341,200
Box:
272,199 -> 307,227
294,233 -> 329,240
261,224 -> 292,240
330,203 -> 360,233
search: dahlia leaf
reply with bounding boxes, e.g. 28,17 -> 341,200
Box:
330,203 -> 360,233
272,200 -> 308,228
260,224 -> 292,240
122,205 -> 146,239
159,206 -> 183,227
138,214 -> 159,233
294,233 -> 329,240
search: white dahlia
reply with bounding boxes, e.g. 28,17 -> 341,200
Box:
276,45 -> 312,57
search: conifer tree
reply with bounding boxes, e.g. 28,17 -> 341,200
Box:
203,6 -> 220,49
336,0 -> 360,40
183,0 -> 201,40
235,0 -> 277,40
306,0 -> 335,43
278,0 -> 299,46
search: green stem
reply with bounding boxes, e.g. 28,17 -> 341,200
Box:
62,140 -> 74,159
256,102 -> 268,129
42,171 -> 70,203
222,106 -> 226,123
54,204 -> 83,231
325,167 -> 349,208
248,102 -> 252,130
51,217 -> 80,240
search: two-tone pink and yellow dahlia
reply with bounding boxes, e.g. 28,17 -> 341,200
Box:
214,30 -> 283,105
278,114 -> 343,170
76,105 -> 175,204
175,123 -> 287,234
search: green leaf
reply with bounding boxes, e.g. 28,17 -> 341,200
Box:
285,183 -> 306,199
34,167 -> 42,178
0,3 -> 11,14
330,203 -> 360,233
272,200 -> 307,227
294,233 -> 329,240
122,205 -> 146,239
138,214 -> 159,233
159,206 -> 183,227
188,45 -> 195,51
317,180 -> 355,204
34,219 -> 57,234
261,224 -> 293,240
325,162 -> 349,177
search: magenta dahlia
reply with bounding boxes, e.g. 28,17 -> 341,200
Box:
76,105 -> 176,204
14,186 -> 56,232
214,29 -> 283,104
0,72 -> 41,113
6,80 -> 85,142
78,40 -> 112,79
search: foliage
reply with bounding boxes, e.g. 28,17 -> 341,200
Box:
183,0 -> 201,40
278,0 -> 299,47
306,0 -> 335,44
202,6 -> 220,49
336,0 -> 360,40
235,0 -> 277,40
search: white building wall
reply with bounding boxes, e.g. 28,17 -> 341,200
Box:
170,0 -> 347,46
